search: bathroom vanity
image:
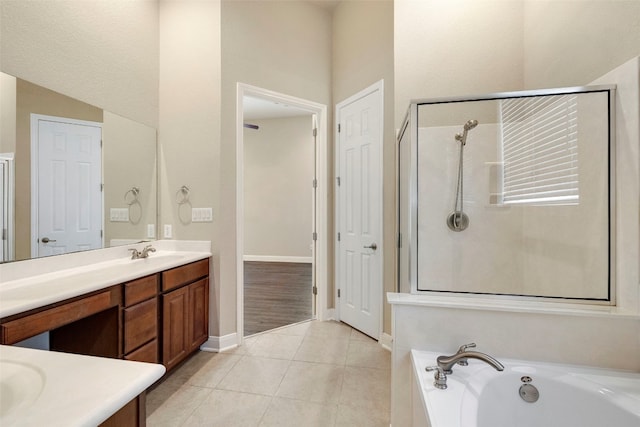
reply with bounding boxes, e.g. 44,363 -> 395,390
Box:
0,241 -> 212,426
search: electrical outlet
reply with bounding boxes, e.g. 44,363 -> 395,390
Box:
147,224 -> 155,238
164,224 -> 172,239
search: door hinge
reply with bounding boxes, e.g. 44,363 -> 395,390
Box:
313,128 -> 317,137
397,233 -> 402,248
336,176 -> 341,186
337,232 -> 341,242
313,232 -> 317,241
338,124 -> 341,133
312,178 -> 317,189
100,230 -> 103,238
100,183 -> 104,192
312,285 -> 318,295
100,139 -> 103,148
2,228 -> 6,240
337,289 -> 341,298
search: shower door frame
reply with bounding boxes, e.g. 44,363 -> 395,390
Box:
397,84 -> 617,304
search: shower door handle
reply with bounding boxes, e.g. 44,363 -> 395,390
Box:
363,243 -> 378,250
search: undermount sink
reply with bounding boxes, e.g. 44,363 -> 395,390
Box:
0,359 -> 46,423
132,253 -> 185,265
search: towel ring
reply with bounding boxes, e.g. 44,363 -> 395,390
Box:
124,187 -> 140,205
176,185 -> 190,205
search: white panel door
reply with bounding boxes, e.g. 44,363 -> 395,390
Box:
337,82 -> 383,339
35,117 -> 102,257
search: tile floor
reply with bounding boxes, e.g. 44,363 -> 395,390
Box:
146,320 -> 391,426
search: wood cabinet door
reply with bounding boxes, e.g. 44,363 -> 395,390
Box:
188,278 -> 209,352
162,286 -> 189,371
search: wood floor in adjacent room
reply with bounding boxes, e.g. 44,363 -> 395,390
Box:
244,261 -> 313,336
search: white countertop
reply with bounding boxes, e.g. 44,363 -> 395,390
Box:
0,345 -> 166,426
0,241 -> 211,318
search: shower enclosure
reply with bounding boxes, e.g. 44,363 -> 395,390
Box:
397,85 -> 616,303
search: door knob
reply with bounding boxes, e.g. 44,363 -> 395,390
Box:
41,237 -> 57,243
363,243 -> 378,250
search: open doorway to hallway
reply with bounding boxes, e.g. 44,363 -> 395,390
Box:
242,103 -> 314,336
237,84 -> 328,339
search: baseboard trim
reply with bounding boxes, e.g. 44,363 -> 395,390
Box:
243,255 -> 313,263
200,333 -> 238,353
380,332 -> 393,351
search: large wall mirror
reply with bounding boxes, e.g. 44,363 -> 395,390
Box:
0,72 -> 157,263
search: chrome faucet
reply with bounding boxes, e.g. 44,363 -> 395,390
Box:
437,342 -> 504,374
426,343 -> 504,390
129,245 -> 156,259
140,245 -> 156,258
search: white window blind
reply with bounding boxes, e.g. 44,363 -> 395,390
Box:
499,94 -> 579,205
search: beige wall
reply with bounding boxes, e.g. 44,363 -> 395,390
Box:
395,0 -> 640,128
103,111 -> 157,246
523,0 -> 640,89
158,0 -> 222,334
217,0 -> 333,335
243,116 -> 314,259
395,0 -> 525,128
332,0 -> 395,334
0,73 -> 17,154
0,0 -> 159,128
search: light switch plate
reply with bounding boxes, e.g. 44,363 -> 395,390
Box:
109,208 -> 129,222
164,224 -> 172,239
192,207 -> 213,222
147,224 -> 155,238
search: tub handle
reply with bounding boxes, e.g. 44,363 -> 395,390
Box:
426,366 -> 448,390
456,342 -> 476,366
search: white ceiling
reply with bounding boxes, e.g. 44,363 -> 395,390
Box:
243,96 -> 312,120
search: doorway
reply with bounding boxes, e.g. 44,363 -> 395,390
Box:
236,84 -> 328,340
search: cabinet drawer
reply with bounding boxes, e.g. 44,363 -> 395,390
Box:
124,274 -> 158,307
0,287 -> 119,345
162,259 -> 209,292
124,338 -> 158,364
124,298 -> 157,354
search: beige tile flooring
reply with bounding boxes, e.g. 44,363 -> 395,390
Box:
146,320 -> 391,426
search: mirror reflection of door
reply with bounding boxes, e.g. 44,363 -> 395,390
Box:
0,155 -> 13,261
243,96 -> 316,336
31,115 -> 103,258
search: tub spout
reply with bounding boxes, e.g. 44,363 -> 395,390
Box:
437,344 -> 504,374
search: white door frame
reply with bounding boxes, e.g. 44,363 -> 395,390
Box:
334,80 -> 384,339
236,83 -> 328,343
30,114 -> 104,258
0,153 -> 15,262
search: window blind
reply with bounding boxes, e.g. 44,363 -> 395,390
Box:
499,94 -> 579,205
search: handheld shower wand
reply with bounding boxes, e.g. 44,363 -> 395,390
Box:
447,119 -> 479,232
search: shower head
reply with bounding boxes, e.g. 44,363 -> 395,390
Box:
464,119 -> 479,131
456,119 -> 479,145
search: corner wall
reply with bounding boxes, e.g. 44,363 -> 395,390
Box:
217,1 -> 332,337
332,0 -> 395,334
158,0 -> 222,336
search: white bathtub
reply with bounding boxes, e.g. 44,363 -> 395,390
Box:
411,350 -> 640,427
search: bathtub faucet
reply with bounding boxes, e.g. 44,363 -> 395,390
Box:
436,342 -> 504,374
